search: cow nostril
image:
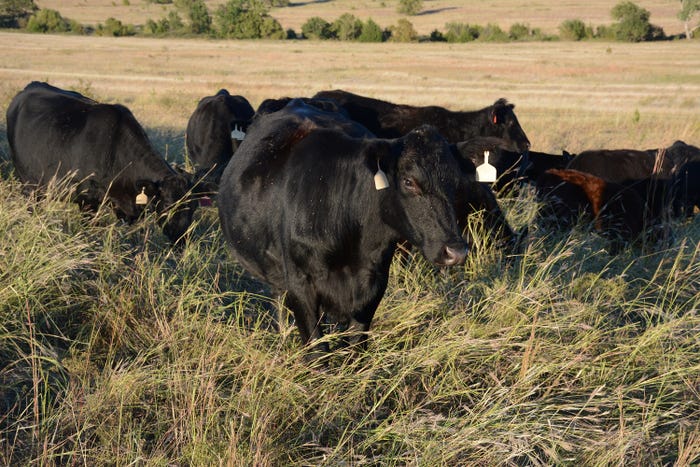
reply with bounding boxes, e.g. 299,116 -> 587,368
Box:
442,244 -> 467,266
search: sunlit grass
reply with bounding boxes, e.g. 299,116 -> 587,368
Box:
0,32 -> 699,465
1,149 -> 698,464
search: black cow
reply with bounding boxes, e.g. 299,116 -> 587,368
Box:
185,89 -> 255,184
255,96 -> 345,118
7,81 -> 197,244
452,137 -> 571,191
536,168 -> 673,252
313,89 -> 531,153
218,100 -> 469,358
674,160 -> 700,217
566,141 -> 700,183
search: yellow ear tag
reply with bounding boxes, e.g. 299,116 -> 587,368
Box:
135,187 -> 149,205
374,165 -> 389,191
476,150 -> 497,183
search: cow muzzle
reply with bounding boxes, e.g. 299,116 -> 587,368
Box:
435,243 -> 468,266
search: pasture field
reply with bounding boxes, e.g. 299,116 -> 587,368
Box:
34,0 -> 688,37
1,32 -> 700,465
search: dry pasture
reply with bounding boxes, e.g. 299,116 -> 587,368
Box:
0,32 -> 698,157
1,31 -> 700,466
34,0 -> 688,37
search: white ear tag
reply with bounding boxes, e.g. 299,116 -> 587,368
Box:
374,165 -> 389,190
135,187 -> 149,205
476,150 -> 497,183
230,125 -> 246,141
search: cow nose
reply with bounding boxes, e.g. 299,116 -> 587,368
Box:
440,244 -> 468,266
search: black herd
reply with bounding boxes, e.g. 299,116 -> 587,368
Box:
5,81 -> 699,358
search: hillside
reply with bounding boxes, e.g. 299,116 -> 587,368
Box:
34,0 -> 687,36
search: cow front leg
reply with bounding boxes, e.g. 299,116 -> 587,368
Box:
284,292 -> 329,361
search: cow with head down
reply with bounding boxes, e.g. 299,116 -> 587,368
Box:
536,168 -> 674,253
185,89 -> 255,186
218,99 -> 471,359
6,81 -> 198,244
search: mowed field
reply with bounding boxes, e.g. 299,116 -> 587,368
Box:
35,0 -> 687,37
0,32 -> 698,154
1,29 -> 700,465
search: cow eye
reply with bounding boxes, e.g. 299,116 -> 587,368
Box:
402,177 -> 421,194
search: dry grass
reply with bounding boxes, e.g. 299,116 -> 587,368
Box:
0,32 -> 698,155
34,0 -> 687,36
1,31 -> 699,466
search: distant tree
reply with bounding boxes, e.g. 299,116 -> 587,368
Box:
0,0 -> 37,28
509,22 -> 531,40
332,13 -> 362,40
444,22 -> 481,42
175,0 -> 211,34
428,28 -> 446,41
96,17 -> 135,36
301,16 -> 334,39
679,0 -> 700,38
389,18 -> 417,42
358,18 -> 384,42
610,1 -> 659,41
26,8 -> 70,32
479,23 -> 508,41
214,0 -> 284,39
559,18 -> 588,40
397,0 -> 423,16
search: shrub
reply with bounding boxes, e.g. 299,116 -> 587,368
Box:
175,0 -> 211,34
95,17 -> 135,36
509,22 -> 531,40
397,0 -> 422,16
389,18 -> 417,42
26,8 -> 76,33
0,0 -> 38,28
444,22 -> 480,42
610,1 -> 656,41
428,28 -> 446,42
479,23 -> 508,41
559,18 -> 588,40
358,18 -> 384,42
214,0 -> 284,39
301,16 -> 334,39
332,13 -> 362,41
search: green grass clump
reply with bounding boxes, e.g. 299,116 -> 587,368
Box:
1,149 -> 699,465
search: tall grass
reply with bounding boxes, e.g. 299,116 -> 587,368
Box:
0,33 -> 698,464
1,140 -> 698,464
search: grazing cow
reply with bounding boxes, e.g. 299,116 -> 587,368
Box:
185,89 -> 255,184
218,100 -> 470,358
566,141 -> 700,183
452,137 -> 571,191
674,160 -> 700,217
255,96 -> 345,118
7,81 -> 197,244
537,168 -> 672,252
314,89 -> 531,153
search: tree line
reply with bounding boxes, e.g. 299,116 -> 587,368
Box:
0,0 -> 698,42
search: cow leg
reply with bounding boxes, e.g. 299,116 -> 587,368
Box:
284,291 -> 329,360
75,180 -> 104,213
340,317 -> 371,350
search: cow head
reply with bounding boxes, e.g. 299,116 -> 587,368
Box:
375,125 -> 468,266
488,99 -> 530,154
135,173 -> 198,245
